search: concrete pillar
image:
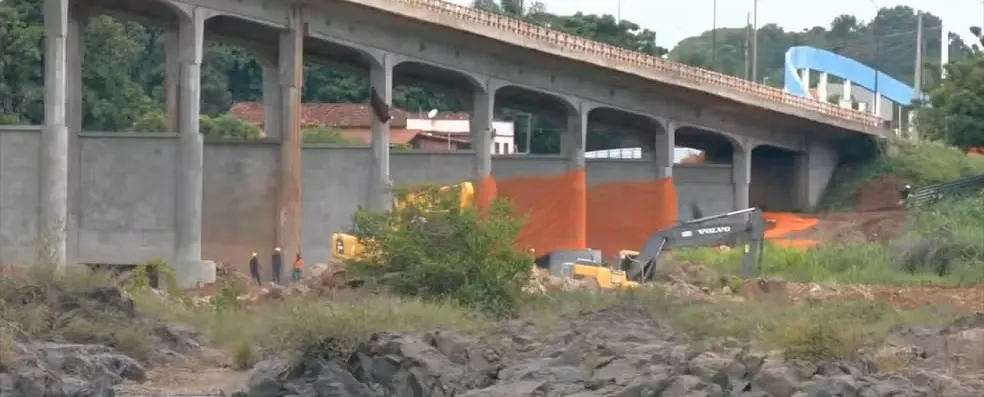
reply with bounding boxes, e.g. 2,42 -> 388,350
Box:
39,0 -> 70,267
800,68 -> 811,96
655,119 -> 677,179
470,87 -> 494,177
563,104 -> 587,249
172,12 -> 206,286
275,7 -> 304,266
262,61 -> 282,138
839,81 -> 852,109
732,145 -> 751,210
817,72 -> 828,102
164,30 -> 179,133
66,8 -> 85,265
368,55 -> 394,211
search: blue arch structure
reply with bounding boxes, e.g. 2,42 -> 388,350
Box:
784,46 -> 926,105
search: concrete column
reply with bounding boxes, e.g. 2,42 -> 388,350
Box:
655,119 -> 677,179
262,62 -> 282,138
368,55 -> 394,211
563,107 -> 587,170
563,105 -> 587,249
39,0 -> 70,267
164,30 -> 179,133
839,81 -> 852,109
732,144 -> 751,210
817,72 -> 828,102
800,68 -> 811,96
66,8 -> 85,265
173,12 -> 206,286
470,87 -> 494,178
275,7 -> 304,265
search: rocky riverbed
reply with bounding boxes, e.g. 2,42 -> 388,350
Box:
2,279 -> 982,397
235,307 -> 984,397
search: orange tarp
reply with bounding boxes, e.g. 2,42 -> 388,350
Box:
492,169 -> 586,255
763,212 -> 819,249
586,177 -> 678,257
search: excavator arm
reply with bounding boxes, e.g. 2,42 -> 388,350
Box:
621,207 -> 766,282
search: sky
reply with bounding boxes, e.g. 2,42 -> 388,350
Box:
449,0 -> 984,49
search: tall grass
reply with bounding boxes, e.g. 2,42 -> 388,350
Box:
675,192 -> 984,285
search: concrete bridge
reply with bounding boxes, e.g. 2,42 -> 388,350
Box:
1,0 -> 888,285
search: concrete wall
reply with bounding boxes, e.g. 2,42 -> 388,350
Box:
77,133 -> 178,264
675,164 -> 735,219
0,129 -> 737,267
0,127 -> 41,265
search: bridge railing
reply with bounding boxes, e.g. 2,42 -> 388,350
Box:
389,0 -> 883,127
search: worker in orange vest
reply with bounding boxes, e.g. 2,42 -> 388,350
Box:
292,253 -> 304,282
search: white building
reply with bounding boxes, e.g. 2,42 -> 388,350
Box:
406,117 -> 517,154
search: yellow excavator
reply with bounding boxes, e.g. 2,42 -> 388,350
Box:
331,182 -> 476,261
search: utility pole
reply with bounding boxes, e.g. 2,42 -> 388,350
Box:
751,0 -> 759,82
744,12 -> 751,80
912,11 -> 924,141
712,0 -> 718,70
913,11 -> 924,97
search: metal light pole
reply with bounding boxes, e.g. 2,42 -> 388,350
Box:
751,0 -> 759,82
870,0 -> 881,118
712,0 -> 718,70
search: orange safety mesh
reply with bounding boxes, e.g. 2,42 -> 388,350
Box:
475,174 -> 497,217
586,177 -> 678,258
494,169 -> 586,254
764,212 -> 819,249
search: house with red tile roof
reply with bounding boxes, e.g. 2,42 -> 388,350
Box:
228,102 -> 516,152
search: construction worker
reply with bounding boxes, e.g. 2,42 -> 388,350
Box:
271,247 -> 283,285
249,251 -> 261,285
292,253 -> 304,282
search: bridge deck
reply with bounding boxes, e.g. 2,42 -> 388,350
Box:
344,0 -> 884,135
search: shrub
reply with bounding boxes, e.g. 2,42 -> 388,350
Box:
232,339 -> 256,370
346,184 -> 532,317
303,126 -> 358,144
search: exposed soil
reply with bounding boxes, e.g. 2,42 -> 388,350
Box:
854,176 -> 905,212
788,209 -> 908,244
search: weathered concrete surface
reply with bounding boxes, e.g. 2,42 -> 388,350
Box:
0,130 -> 740,267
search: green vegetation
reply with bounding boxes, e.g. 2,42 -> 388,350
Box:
345,185 -> 533,317
820,140 -> 984,210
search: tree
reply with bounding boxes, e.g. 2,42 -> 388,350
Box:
916,27 -> 984,148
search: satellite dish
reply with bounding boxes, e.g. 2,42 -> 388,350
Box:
426,109 -> 439,119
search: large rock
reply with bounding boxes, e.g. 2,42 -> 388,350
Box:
1,342 -> 146,397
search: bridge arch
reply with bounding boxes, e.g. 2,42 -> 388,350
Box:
784,45 -> 925,105
392,59 -> 485,96
493,85 -> 576,154
585,106 -> 665,152
674,126 -> 740,164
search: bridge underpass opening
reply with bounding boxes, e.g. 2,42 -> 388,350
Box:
390,61 -> 475,153
583,107 -> 678,258
750,145 -> 800,212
